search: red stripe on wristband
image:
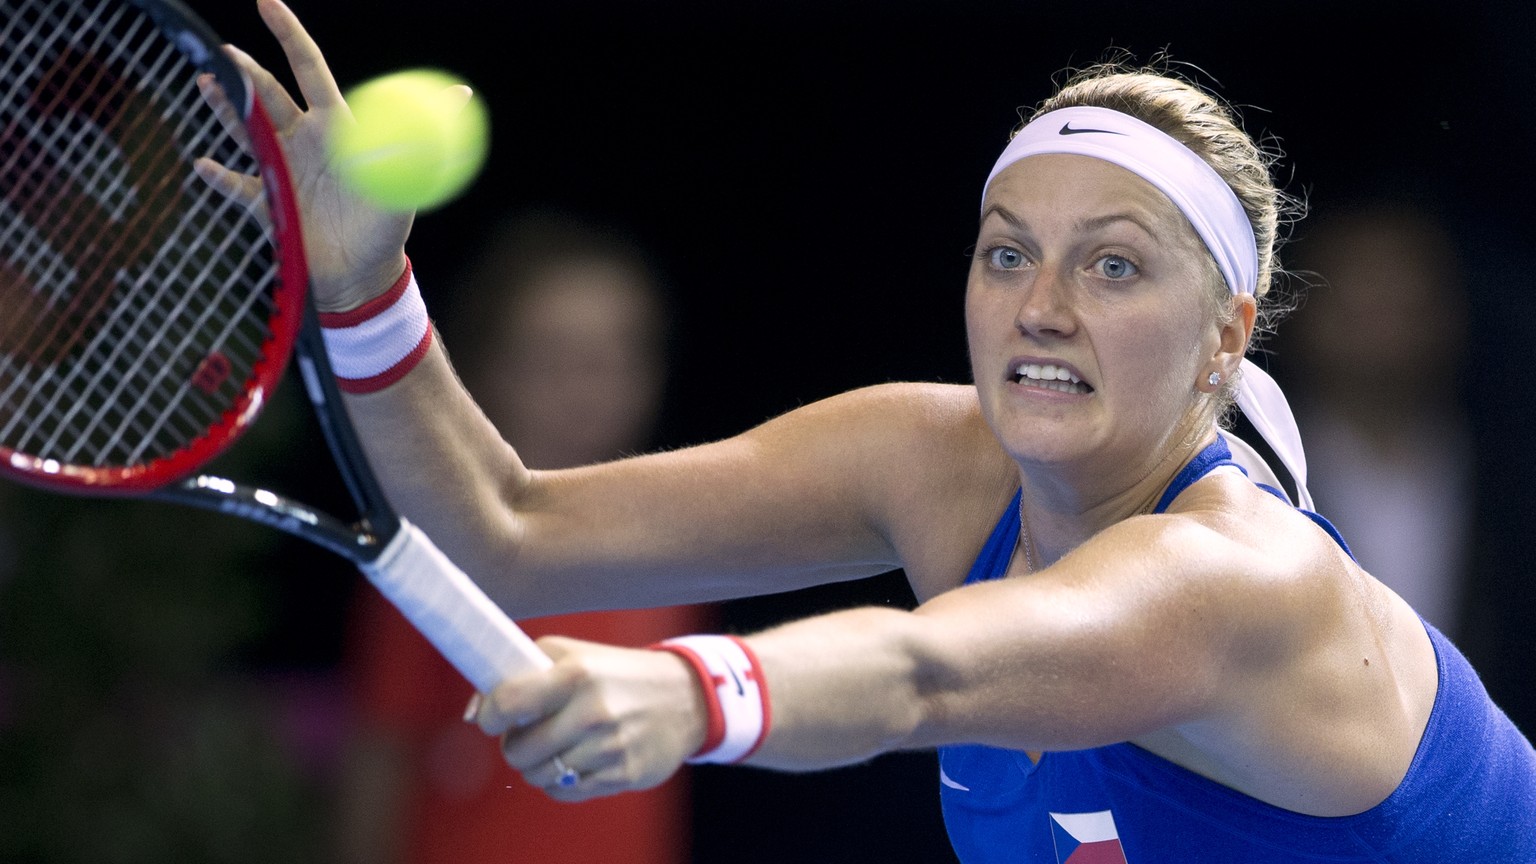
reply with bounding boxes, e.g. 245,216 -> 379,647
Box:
320,256 -> 434,393
334,326 -> 434,394
653,635 -> 769,764
726,635 -> 772,761
317,258 -> 414,328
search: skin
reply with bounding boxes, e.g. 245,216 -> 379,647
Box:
215,0 -> 1440,819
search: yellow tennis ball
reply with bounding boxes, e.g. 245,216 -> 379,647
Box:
329,69 -> 489,212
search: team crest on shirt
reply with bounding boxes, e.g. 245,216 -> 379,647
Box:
1049,811 -> 1129,864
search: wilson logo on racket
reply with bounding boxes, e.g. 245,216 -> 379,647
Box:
191,352 -> 234,395
0,45 -> 187,367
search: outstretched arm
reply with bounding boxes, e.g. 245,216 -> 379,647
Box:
471,502 -> 1390,812
471,511 -> 1285,799
207,0 -> 922,616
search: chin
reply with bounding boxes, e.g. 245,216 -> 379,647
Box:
995,419 -> 1103,468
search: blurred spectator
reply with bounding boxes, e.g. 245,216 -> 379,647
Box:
334,210 -> 712,864
1283,200 -> 1473,638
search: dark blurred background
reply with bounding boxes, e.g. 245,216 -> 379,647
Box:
2,0 -> 1534,861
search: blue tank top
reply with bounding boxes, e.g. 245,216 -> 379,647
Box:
937,437 -> 1536,862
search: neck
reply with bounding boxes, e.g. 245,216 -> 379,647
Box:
1017,414 -> 1217,568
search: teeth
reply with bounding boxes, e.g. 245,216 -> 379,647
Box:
1013,362 -> 1089,393
1014,363 -> 1082,384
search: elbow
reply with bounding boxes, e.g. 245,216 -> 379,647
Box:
898,615 -> 986,751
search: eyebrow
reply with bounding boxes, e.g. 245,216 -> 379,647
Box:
980,204 -> 1164,243
1075,211 -> 1163,242
979,203 -> 1026,230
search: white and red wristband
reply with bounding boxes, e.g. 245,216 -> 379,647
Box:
652,635 -> 772,764
318,257 -> 433,394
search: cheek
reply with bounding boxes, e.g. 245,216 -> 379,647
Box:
1101,313 -> 1204,411
963,276 -> 1011,350
963,300 -> 985,355
962,284 -> 988,360
964,311 -> 1015,397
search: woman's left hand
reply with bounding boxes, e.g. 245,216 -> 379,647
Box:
198,0 -> 415,312
469,637 -> 706,801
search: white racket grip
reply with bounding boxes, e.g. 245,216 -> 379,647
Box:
360,519 -> 552,692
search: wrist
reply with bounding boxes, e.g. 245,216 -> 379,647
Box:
650,635 -> 772,764
315,251 -> 411,315
318,256 -> 432,393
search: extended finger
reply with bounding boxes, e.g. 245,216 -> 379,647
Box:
256,0 -> 347,115
192,157 -> 269,225
196,73 -> 250,154
222,43 -> 303,131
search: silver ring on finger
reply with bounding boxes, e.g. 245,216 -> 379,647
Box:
551,756 -> 580,788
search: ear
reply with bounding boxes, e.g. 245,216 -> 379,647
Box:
1201,294 -> 1256,391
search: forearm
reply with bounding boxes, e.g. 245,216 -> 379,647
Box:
713,557 -> 1225,769
735,606 -> 939,770
343,337 -> 532,594
340,344 -> 904,618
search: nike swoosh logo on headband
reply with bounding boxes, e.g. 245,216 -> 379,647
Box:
1059,122 -> 1126,136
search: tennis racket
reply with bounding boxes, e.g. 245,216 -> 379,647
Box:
0,0 -> 550,692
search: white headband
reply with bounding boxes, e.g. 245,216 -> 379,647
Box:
984,106 -> 1257,296
982,106 -> 1314,510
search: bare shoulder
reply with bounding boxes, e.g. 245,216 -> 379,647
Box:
749,382 -> 1020,597
1022,482 -> 1331,674
1121,473 -> 1439,815
1120,475 -> 1363,655
775,380 -> 984,429
847,383 -> 1021,596
751,382 -> 1005,477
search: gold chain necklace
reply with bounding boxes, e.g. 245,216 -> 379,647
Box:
1017,497 -> 1038,573
1016,492 -> 1160,575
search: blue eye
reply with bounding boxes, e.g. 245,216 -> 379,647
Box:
1096,255 -> 1137,279
987,246 -> 1025,269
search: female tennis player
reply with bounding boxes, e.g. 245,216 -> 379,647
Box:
215,1 -> 1536,858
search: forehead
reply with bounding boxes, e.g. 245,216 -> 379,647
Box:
982,153 -> 1194,240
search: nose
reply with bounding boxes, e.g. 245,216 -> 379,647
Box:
1014,264 -> 1076,339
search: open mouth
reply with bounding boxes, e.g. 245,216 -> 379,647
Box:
1012,362 -> 1093,395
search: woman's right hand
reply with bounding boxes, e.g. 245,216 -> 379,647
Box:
469,637 -> 708,802
196,0 -> 413,311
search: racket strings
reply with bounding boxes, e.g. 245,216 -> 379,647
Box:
85,202 -> 273,465
0,0 -> 282,472
1,23 -> 172,367
0,7 -> 180,454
